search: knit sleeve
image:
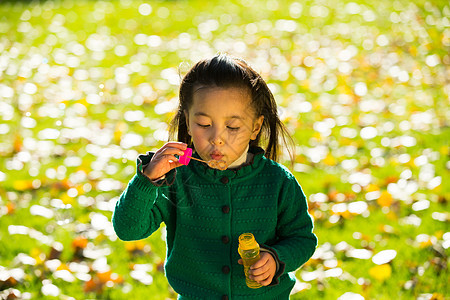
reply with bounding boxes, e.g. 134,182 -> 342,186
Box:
269,175 -> 318,273
112,153 -> 175,241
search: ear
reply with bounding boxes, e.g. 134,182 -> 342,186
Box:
250,115 -> 264,140
183,110 -> 191,135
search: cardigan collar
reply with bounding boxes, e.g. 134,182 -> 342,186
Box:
188,146 -> 267,181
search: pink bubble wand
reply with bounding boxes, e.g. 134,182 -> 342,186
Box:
178,148 -> 227,170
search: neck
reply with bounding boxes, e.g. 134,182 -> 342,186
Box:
227,145 -> 250,169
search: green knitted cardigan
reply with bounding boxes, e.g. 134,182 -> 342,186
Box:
113,147 -> 317,300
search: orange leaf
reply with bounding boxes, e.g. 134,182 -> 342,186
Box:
110,272 -> 123,284
13,134 -> 23,153
84,278 -> 102,293
327,190 -> 339,202
377,191 -> 393,207
97,271 -> 112,284
385,176 -> 398,185
6,202 -> 15,214
72,236 -> 88,249
125,240 -> 146,252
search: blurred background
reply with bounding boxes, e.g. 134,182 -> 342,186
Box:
0,0 -> 448,299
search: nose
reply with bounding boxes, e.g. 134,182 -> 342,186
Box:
210,129 -> 225,146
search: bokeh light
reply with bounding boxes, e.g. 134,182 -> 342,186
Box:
0,0 -> 448,299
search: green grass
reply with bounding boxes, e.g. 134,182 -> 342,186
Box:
0,0 -> 449,299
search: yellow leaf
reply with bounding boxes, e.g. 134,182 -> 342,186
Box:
78,98 -> 89,107
420,238 -> 433,248
341,210 -> 352,219
13,180 -> 33,191
367,184 -> 380,192
323,154 -> 336,166
56,263 -> 69,271
430,293 -> 444,300
61,193 -> 74,205
31,248 -> 45,264
369,264 -> 392,281
434,230 -> 444,239
312,132 -> 322,141
387,211 -> 398,220
114,121 -> 128,144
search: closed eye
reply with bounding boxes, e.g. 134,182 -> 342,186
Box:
196,123 -> 210,128
227,126 -> 240,131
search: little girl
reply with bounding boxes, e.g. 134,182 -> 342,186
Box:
113,54 -> 317,299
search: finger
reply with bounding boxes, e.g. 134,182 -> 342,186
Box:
152,154 -> 180,166
157,144 -> 187,155
166,155 -> 181,163
259,275 -> 274,286
250,254 -> 270,270
169,161 -> 184,169
250,264 -> 270,276
160,147 -> 186,157
173,141 -> 188,149
237,259 -> 243,265
251,272 -> 271,283
162,142 -> 188,151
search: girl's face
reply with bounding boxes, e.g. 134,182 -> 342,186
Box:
184,86 -> 264,166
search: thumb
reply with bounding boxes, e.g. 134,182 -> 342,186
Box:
238,259 -> 243,265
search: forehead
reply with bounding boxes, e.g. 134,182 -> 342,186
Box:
190,86 -> 254,117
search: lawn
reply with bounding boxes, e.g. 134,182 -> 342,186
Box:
0,0 -> 448,299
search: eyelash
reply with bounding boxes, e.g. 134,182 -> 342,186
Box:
196,124 -> 240,131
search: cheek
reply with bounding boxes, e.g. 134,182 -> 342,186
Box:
227,131 -> 252,145
191,128 -> 208,143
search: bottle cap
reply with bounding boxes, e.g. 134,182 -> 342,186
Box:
238,233 -> 258,250
179,147 -> 192,165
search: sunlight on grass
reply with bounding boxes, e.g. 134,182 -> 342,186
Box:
0,0 -> 448,299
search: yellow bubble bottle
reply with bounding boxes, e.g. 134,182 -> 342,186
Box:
238,233 -> 263,289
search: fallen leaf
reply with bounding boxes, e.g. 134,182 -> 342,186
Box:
368,264 -> 392,281
13,180 -> 34,191
377,191 -> 393,207
72,236 -> 88,249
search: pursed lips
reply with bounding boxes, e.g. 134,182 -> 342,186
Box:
210,151 -> 224,160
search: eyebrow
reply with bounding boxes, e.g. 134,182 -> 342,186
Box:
194,112 -> 246,120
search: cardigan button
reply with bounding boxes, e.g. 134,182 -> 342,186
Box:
222,205 -> 230,214
221,235 -> 230,244
220,176 -> 229,184
222,296 -> 229,300
222,265 -> 230,274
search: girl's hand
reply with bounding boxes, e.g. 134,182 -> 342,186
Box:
143,142 -> 187,180
238,252 -> 277,286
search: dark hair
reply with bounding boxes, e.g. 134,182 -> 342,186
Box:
169,53 -> 294,163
